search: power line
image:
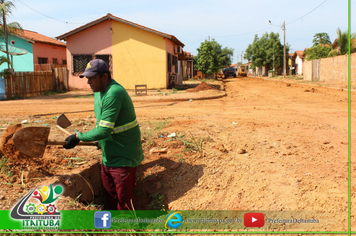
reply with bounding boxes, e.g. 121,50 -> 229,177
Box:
214,27 -> 276,39
184,37 -> 210,46
287,0 -> 328,25
16,0 -> 85,24
206,0 -> 329,40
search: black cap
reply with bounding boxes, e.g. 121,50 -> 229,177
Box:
79,59 -> 109,78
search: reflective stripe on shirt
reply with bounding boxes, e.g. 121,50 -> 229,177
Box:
112,119 -> 138,134
99,120 -> 115,129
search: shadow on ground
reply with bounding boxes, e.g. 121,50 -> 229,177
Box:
135,158 -> 204,210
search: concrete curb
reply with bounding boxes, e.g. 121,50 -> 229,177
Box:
131,92 -> 227,103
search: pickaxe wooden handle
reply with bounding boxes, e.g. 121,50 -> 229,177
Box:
32,140 -> 97,146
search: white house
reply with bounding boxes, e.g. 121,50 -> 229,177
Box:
294,50 -> 305,75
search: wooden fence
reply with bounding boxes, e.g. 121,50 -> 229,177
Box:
34,63 -> 67,72
3,67 -> 68,99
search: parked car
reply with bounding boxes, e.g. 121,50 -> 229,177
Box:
223,68 -> 236,78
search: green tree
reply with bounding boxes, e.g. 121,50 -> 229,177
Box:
220,47 -> 234,68
194,39 -> 233,76
0,0 -> 22,69
245,32 -> 287,70
328,28 -> 356,57
0,55 -> 11,76
304,44 -> 332,60
312,32 -> 331,46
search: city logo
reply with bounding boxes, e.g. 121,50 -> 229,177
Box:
165,211 -> 182,229
11,184 -> 63,230
94,211 -> 112,229
244,213 -> 265,227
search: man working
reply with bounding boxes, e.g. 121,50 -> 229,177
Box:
63,59 -> 144,210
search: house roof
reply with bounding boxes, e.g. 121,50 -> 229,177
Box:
11,29 -> 66,47
294,50 -> 305,59
180,51 -> 194,60
56,13 -> 185,47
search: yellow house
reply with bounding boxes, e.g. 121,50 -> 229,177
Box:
56,14 -> 185,90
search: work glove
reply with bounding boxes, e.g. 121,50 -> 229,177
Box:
95,141 -> 101,150
63,134 -> 80,149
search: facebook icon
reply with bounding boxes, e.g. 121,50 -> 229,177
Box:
94,211 -> 112,228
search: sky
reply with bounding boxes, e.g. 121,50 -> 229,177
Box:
7,0 -> 354,64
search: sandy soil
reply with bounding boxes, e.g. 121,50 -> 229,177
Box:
0,76 -> 354,232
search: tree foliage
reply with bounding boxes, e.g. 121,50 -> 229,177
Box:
0,0 -> 22,69
194,39 -> 233,76
328,28 -> 356,57
0,55 -> 11,76
312,32 -> 331,46
244,32 -> 288,70
0,1 -> 22,38
304,44 -> 332,60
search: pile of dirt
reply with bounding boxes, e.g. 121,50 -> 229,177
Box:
0,124 -> 28,165
0,124 -> 73,184
186,81 -> 219,93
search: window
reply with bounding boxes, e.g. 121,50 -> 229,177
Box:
62,59 -> 67,65
38,57 -> 48,64
52,58 -> 58,64
173,56 -> 178,73
72,54 -> 94,75
167,53 -> 172,73
72,54 -> 112,75
95,54 -> 112,69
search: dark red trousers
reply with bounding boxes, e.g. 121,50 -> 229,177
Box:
101,165 -> 137,210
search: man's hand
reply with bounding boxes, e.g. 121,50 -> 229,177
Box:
95,141 -> 101,150
63,134 -> 80,149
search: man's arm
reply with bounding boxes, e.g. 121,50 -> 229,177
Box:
77,95 -> 122,142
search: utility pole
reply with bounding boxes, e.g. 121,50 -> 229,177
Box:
1,0 -> 9,70
269,20 -> 286,78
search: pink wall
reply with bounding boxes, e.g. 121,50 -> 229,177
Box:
32,43 -> 66,64
65,20 -> 113,90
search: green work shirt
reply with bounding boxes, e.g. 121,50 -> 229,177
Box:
77,80 -> 144,167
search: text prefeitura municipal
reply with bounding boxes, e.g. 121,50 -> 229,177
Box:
267,218 -> 319,224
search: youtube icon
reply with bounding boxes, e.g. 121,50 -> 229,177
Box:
244,213 -> 264,227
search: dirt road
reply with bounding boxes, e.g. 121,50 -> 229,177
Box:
0,76 -> 354,231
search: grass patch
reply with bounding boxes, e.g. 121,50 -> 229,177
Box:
0,156 -> 13,177
149,193 -> 165,210
43,90 -> 66,96
172,132 -> 209,157
67,193 -> 82,206
75,95 -> 94,98
287,75 -> 304,80
140,120 -> 170,150
65,157 -> 86,168
154,120 -> 168,131
176,154 -> 185,163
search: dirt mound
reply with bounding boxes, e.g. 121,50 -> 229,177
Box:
0,124 -> 24,161
186,81 -> 219,93
0,124 -> 72,184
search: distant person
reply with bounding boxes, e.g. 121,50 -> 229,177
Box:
63,59 -> 144,210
